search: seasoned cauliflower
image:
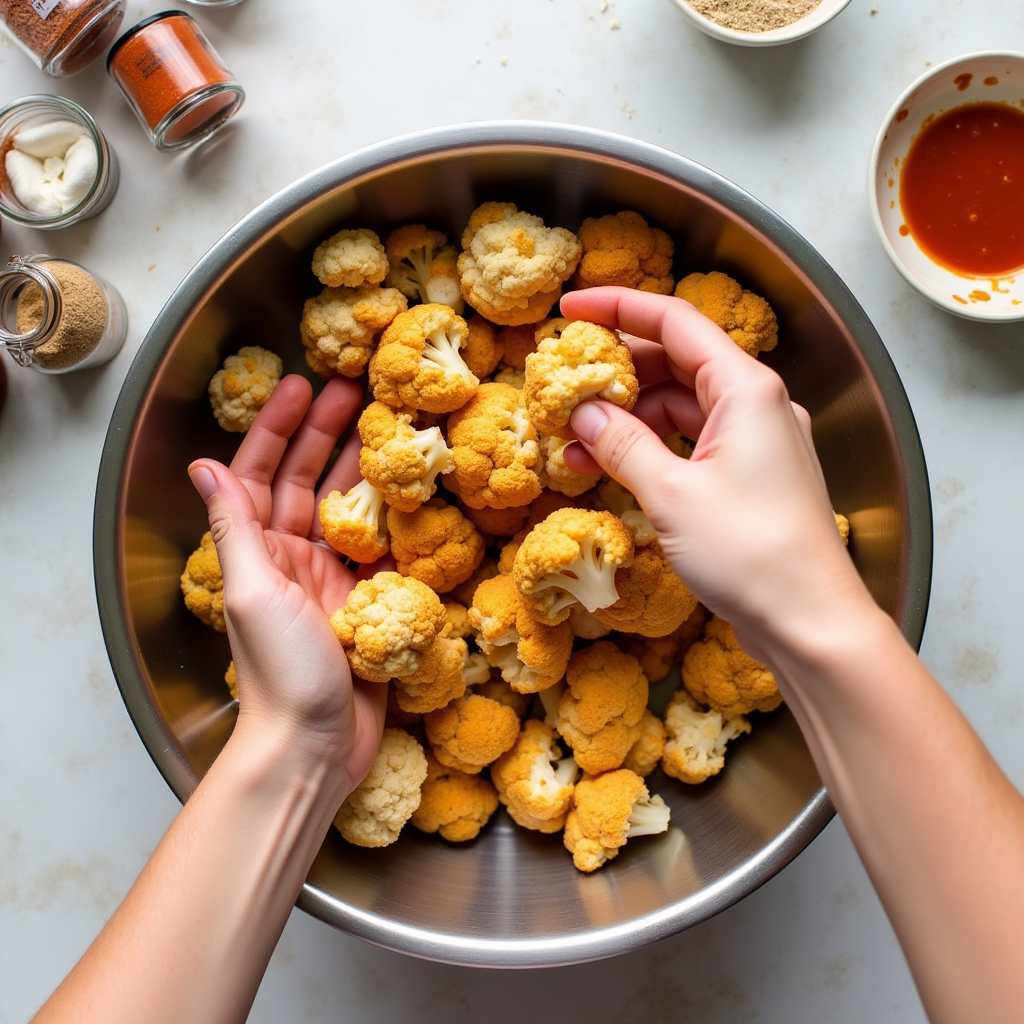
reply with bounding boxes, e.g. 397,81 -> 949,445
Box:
424,692 -> 521,774
622,709 -> 667,778
410,750 -> 499,842
556,641 -> 649,775
562,768 -> 671,873
333,728 -> 428,848
835,509 -> 850,545
445,382 -> 543,510
300,284 -> 408,378
458,499 -> 532,539
358,401 -> 454,513
318,478 -> 390,564
457,201 -> 581,326
618,603 -> 709,683
180,531 -> 225,632
661,689 -> 751,784
495,322 -> 537,372
512,507 -> 634,624
674,271 -> 778,358
462,313 -> 505,379
312,227 -> 389,288
538,434 -> 602,497
208,346 -> 282,433
523,319 -> 638,440
572,210 -> 675,294
369,303 -> 479,413
392,634 -> 469,714
386,499 -> 486,594
682,615 -> 782,717
330,571 -> 449,683
384,223 -> 464,313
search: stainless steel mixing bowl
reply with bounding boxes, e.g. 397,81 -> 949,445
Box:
94,121 -> 932,968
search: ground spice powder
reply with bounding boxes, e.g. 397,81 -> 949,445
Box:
686,0 -> 822,32
0,0 -> 124,76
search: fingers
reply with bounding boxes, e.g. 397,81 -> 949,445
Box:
631,380 -> 707,441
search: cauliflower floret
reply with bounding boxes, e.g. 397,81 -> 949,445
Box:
523,319 -> 638,440
312,227 -> 389,288
512,507 -> 634,624
562,768 -> 671,873
333,728 -> 428,848
673,271 -> 778,358
318,478 -> 390,564
462,312 -> 505,379
468,573 -> 573,693
300,284 -> 408,378
393,634 -> 469,714
495,322 -> 537,374
491,719 -> 579,832
410,750 -> 499,842
458,499 -> 532,539
386,499 -> 485,594
661,689 -> 751,784
224,660 -> 238,700
457,201 -> 582,326
356,401 -> 453,513
618,603 -> 709,683
424,692 -> 521,774
369,303 -> 479,413
682,615 -> 782,717
539,434 -> 602,497
180,531 -> 225,632
835,509 -> 850,545
572,210 -> 675,294
447,555 -> 500,607
384,223 -> 465,313
622,709 -> 667,778
556,640 -> 649,775
330,571 -> 449,683
208,346 -> 283,433
462,651 -> 493,687
473,676 -> 532,719
567,606 -> 613,640
445,382 -> 543,510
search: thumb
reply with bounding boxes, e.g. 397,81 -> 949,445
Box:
569,400 -> 685,506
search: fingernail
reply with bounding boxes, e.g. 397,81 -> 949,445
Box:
570,402 -> 609,445
188,465 -> 218,501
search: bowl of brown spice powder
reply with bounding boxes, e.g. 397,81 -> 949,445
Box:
670,0 -> 852,46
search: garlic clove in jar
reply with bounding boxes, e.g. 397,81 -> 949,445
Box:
12,120 -> 87,159
4,121 -> 99,216
4,149 -> 63,216
57,135 -> 99,211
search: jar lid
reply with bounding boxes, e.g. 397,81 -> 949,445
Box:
106,10 -> 195,70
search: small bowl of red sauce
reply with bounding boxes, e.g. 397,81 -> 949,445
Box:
870,51 -> 1024,322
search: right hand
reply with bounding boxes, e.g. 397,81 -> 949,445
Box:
560,287 -> 870,657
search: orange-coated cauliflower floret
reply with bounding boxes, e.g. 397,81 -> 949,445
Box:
563,768 -> 671,873
318,479 -> 390,564
330,571 -> 449,683
661,689 -> 751,784
512,508 -> 634,624
423,692 -> 521,774
445,382 -> 543,510
473,676 -> 532,719
682,615 -> 782,717
458,499 -> 532,539
384,223 -> 464,313
556,641 -> 648,775
835,509 -> 850,545
618,603 -> 709,683
410,750 -> 499,842
457,201 -> 581,326
538,434 -> 603,497
180,531 -> 225,632
674,271 -> 778,358
300,284 -> 408,378
312,227 -> 389,288
208,346 -> 282,433
572,210 -> 675,294
386,499 -> 485,594
369,303 -> 479,413
357,401 -> 454,513
622,709 -> 667,778
523,319 -> 638,440
462,313 -> 505,379
392,634 -> 469,714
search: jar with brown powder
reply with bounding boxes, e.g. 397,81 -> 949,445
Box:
0,254 -> 127,374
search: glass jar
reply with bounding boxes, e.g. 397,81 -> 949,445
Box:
0,95 -> 119,230
0,254 -> 128,375
182,0 -> 247,6
107,11 -> 245,153
0,0 -> 125,77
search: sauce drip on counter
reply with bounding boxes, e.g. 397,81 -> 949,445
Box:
899,101 -> 1024,277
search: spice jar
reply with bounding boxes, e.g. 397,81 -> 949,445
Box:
0,254 -> 127,374
183,0 -> 246,6
0,95 -> 119,230
0,0 -> 125,77
107,11 -> 245,153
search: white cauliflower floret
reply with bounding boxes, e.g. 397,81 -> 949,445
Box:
333,728 -> 428,847
312,227 -> 389,288
385,223 -> 464,313
661,689 -> 751,785
208,346 -> 283,433
539,434 -> 602,497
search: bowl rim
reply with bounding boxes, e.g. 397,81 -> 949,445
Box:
868,49 -> 1024,322
667,0 -> 853,47
94,119 -> 932,967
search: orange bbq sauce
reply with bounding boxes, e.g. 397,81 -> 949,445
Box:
899,101 -> 1024,277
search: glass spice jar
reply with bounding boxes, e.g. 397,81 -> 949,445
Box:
0,0 -> 125,77
0,254 -> 127,374
0,95 -> 119,230
107,11 -> 245,153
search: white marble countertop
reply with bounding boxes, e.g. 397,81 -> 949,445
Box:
2,1 -> 1023,1020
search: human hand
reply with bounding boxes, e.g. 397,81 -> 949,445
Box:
560,287 -> 869,657
188,375 -> 386,793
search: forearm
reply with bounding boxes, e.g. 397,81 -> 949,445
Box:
759,597 -> 1024,1024
33,723 -> 347,1024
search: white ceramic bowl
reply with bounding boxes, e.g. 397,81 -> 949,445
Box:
668,0 -> 852,47
870,51 -> 1024,322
